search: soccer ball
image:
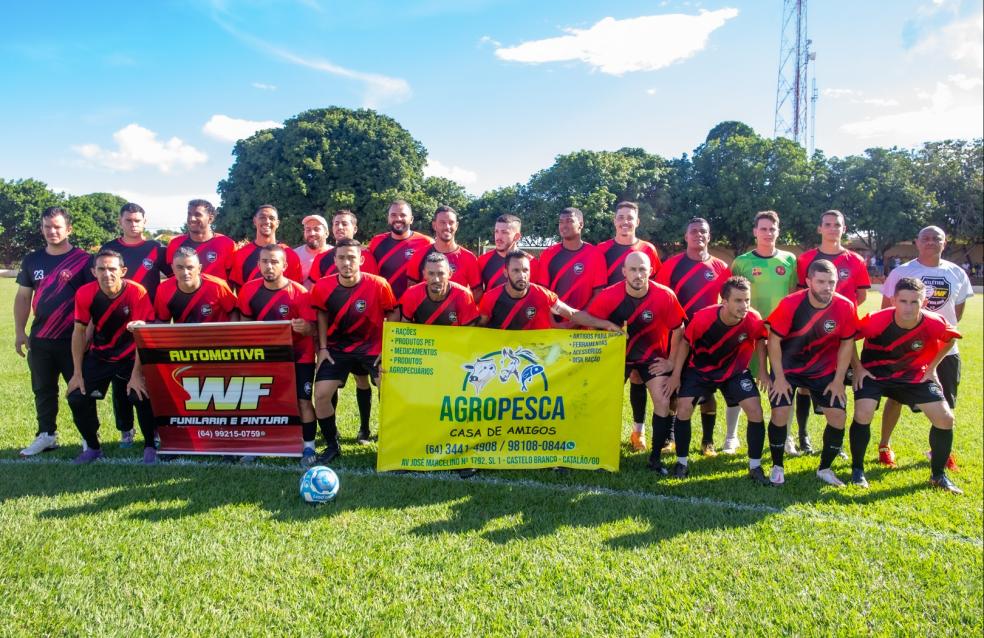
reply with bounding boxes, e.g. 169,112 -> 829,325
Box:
299,466 -> 340,504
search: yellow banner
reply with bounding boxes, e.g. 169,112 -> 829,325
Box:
378,323 -> 625,472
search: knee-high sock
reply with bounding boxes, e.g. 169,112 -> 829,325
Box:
849,421 -> 871,471
675,418 -> 692,459
701,412 -> 715,445
768,422 -> 786,467
795,394 -> 811,437
725,405 -> 741,441
318,415 -> 338,442
746,420 -> 765,461
629,383 -> 647,424
929,426 -> 954,477
819,425 -> 845,470
356,387 -> 372,431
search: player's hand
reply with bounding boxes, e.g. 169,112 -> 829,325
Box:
853,365 -> 874,390
127,373 -> 149,401
757,373 -> 772,393
66,373 -> 86,396
14,333 -> 28,358
318,349 -> 335,366
919,369 -> 939,385
126,320 -> 146,332
823,379 -> 847,409
600,320 -> 621,333
648,358 -> 672,375
290,318 -> 309,335
770,375 -> 792,404
662,374 -> 681,402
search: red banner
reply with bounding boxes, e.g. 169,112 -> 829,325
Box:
133,322 -> 301,456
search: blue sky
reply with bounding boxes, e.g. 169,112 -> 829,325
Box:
2,0 -> 981,230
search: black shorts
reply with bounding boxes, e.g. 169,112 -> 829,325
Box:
770,371 -> 846,410
295,363 -> 315,400
679,369 -> 760,408
75,355 -> 134,401
624,362 -> 669,384
315,350 -> 379,385
854,377 -> 946,410
936,353 -> 960,409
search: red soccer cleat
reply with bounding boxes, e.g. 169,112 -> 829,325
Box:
877,445 -> 897,468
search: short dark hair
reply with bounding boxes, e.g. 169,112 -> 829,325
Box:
259,244 -> 286,258
754,210 -> 779,226
820,209 -> 844,225
496,214 -> 521,228
173,246 -> 199,263
188,199 -> 216,215
895,277 -> 925,295
434,205 -> 457,218
807,258 -> 836,278
335,238 -> 362,250
560,207 -> 583,223
389,199 -> 411,212
254,204 -> 278,217
721,276 -> 751,300
424,252 -> 450,268
94,248 -> 123,266
119,202 -> 145,218
504,249 -> 532,269
333,209 -> 358,224
42,206 -> 71,224
686,217 -> 710,231
615,201 -> 639,213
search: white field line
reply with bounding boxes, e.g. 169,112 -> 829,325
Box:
2,457 -> 981,548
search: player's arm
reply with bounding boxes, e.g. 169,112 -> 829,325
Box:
921,339 -> 956,384
316,309 -> 335,365
880,295 -> 892,310
766,330 -> 791,404
560,301 -> 619,332
754,339 -> 771,391
823,338 -> 854,408
855,288 -> 867,306
386,308 -> 401,322
13,285 -> 33,357
126,348 -> 149,401
661,329 -> 688,401
955,302 -> 965,322
66,322 -> 89,396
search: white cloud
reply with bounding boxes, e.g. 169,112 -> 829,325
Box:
424,159 -> 478,186
861,98 -> 900,107
912,11 -> 983,69
823,88 -> 860,98
203,114 -> 282,143
824,88 -> 899,108
251,82 -> 277,91
948,72 -> 984,89
478,35 -> 502,47
493,9 -> 739,75
72,124 -> 207,173
646,88 -> 657,95
841,82 -> 983,143
115,191 -> 221,231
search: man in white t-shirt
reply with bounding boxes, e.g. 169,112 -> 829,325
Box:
294,214 -> 330,290
877,226 -> 973,469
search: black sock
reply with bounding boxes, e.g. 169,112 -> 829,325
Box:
768,422 -> 786,467
795,394 -> 811,436
929,426 -> 953,477
331,390 -> 339,411
318,415 -> 338,443
302,421 -> 317,443
629,383 -> 647,423
356,387 -> 372,431
819,424 -> 845,470
849,420 -> 871,471
701,412 -> 715,445
675,418 -> 692,458
650,414 -> 671,463
746,420 -> 765,462
133,398 -> 156,450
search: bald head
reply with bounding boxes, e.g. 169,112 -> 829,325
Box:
622,251 -> 652,294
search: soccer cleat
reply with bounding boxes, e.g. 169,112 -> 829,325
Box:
837,449 -> 849,460
20,433 -> 59,457
672,462 -> 689,479
458,468 -> 479,479
300,447 -> 317,468
120,429 -> 135,449
647,456 -> 669,476
929,474 -> 963,495
316,440 -> 341,464
748,466 -> 770,486
700,441 -> 717,457
925,450 -> 959,472
798,434 -> 815,455
877,445 -> 897,468
142,447 -> 158,465
721,437 -> 740,455
629,431 -> 648,452
784,437 -> 800,457
770,465 -> 785,486
851,468 -> 869,488
72,448 -> 104,465
816,468 -> 845,487
356,428 -> 372,445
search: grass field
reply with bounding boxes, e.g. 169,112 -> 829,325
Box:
0,278 -> 980,636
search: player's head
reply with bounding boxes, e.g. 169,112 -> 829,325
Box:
721,276 -> 752,321
504,250 -> 532,292
187,199 -> 216,233
387,199 -> 413,236
818,210 -> 845,242
334,238 -> 363,279
332,210 -> 359,242
622,251 -> 651,293
432,206 -> 458,243
893,276 -> 926,322
40,206 -> 72,247
423,252 -> 451,297
493,214 -> 522,253
92,248 -> 126,291
258,244 -> 287,282
301,214 -> 329,249
172,246 -> 202,288
253,205 -> 280,239
119,202 -> 146,240
614,201 -> 639,239
916,225 -> 946,260
753,210 -> 779,248
558,207 -> 584,241
685,217 -> 710,251
806,259 -> 837,305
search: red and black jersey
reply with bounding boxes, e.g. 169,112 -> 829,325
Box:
796,248 -> 871,303
476,251 -> 540,292
588,282 -> 685,363
405,245 -> 481,290
310,273 -> 396,356
596,239 -> 662,286
766,290 -> 857,379
533,242 -> 606,310
398,281 -> 479,326
74,280 -> 154,362
101,238 -> 166,301
164,233 -> 236,280
237,279 -> 315,363
310,246 -> 379,282
858,308 -> 960,383
479,283 -> 558,330
229,241 -> 303,288
656,253 -> 731,321
155,274 -> 237,324
686,304 -> 767,382
16,247 -> 92,340
367,231 -> 434,299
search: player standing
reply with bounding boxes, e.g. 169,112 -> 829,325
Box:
368,200 -> 433,299
405,206 -> 481,296
294,214 -> 331,289
14,207 -> 92,456
476,214 -> 537,298
534,208 -> 606,328
230,204 -> 303,288
398,253 -> 479,326
153,247 -> 238,323
765,260 -> 857,487
726,211 -> 797,455
164,200 -> 235,280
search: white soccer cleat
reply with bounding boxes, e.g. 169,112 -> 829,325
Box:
784,437 -> 800,456
20,433 -> 58,457
770,465 -> 785,486
816,468 -> 845,487
722,437 -> 740,454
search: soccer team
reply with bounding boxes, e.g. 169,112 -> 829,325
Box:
13,199 -> 971,494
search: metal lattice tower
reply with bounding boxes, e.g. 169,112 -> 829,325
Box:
774,0 -> 814,149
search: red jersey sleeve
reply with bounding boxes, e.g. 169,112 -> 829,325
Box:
361,249 -> 379,276
661,287 -> 687,331
852,252 -> 871,289
404,247 -> 426,283
397,285 -> 424,320
766,295 -> 796,337
154,282 -> 173,322
458,287 -> 480,325
74,283 -> 96,325
927,312 -> 961,343
835,299 -> 857,339
795,252 -> 810,288
377,276 -> 397,312
479,286 -> 498,319
133,283 -> 155,322
531,247 -> 552,287
236,281 -> 255,317
217,279 -> 237,314
586,284 -> 619,319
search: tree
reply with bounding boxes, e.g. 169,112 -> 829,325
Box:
217,107 -> 428,245
914,139 -> 984,259
0,179 -> 64,263
66,192 -> 127,250
460,185 -> 521,250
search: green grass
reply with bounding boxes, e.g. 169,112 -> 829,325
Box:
0,279 -> 980,636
